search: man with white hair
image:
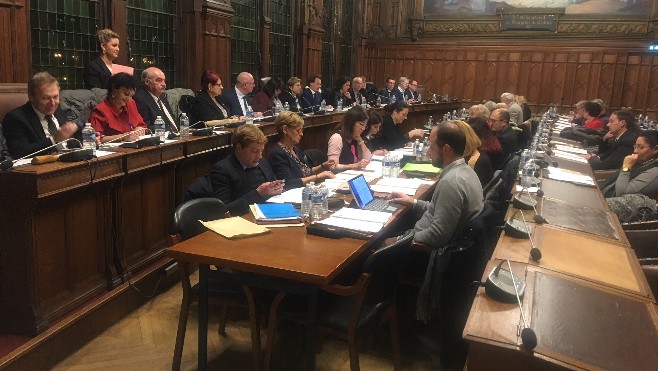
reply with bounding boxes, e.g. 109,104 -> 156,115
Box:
500,92 -> 523,127
133,67 -> 178,133
393,76 -> 413,102
350,76 -> 367,105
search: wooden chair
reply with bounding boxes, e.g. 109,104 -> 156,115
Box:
169,198 -> 261,371
263,229 -> 415,371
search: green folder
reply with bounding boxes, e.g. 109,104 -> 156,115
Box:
401,163 -> 441,174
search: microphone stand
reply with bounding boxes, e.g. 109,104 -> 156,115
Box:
1,138 -> 84,171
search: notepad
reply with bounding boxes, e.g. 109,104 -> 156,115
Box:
402,163 -> 441,174
200,217 -> 269,239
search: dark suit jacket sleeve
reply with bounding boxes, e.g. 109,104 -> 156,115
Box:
379,116 -> 406,150
589,132 -> 637,170
268,146 -> 304,189
83,57 -> 110,90
190,95 -> 227,123
2,104 -> 58,158
209,156 -> 275,216
474,152 -> 494,187
220,88 -> 242,117
133,90 -> 155,130
299,89 -> 314,112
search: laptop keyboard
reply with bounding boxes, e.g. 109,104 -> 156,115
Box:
364,198 -> 392,212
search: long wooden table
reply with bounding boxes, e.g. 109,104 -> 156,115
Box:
0,102 -> 459,336
464,137 -> 658,370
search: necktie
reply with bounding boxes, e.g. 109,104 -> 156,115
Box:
157,99 -> 175,132
45,115 -> 57,142
242,96 -> 249,115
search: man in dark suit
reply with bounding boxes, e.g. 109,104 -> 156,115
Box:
300,75 -> 327,113
208,124 -> 284,216
220,71 -> 262,117
2,72 -> 82,158
586,110 -> 639,170
379,78 -> 396,103
407,79 -> 420,101
490,108 -> 518,167
393,77 -> 414,103
349,76 -> 367,106
133,67 -> 178,133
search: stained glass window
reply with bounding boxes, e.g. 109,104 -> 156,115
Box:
270,0 -> 292,82
231,0 -> 258,83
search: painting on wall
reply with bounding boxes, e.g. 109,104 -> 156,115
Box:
424,0 -> 653,16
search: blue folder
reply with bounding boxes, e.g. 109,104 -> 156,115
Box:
256,203 -> 302,219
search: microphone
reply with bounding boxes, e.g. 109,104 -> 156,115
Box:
512,187 -> 547,224
1,138 -> 85,170
537,145 -> 558,168
516,210 -> 542,261
504,210 -> 544,261
505,259 -> 537,351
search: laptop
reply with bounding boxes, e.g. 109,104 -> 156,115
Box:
347,175 -> 400,213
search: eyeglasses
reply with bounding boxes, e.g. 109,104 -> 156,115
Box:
634,144 -> 649,150
410,84 -> 418,87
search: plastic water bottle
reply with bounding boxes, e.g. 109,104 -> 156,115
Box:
154,115 -> 166,141
310,193 -> 324,222
391,155 -> 401,178
423,136 -> 430,156
432,94 -> 437,103
376,96 -> 381,106
520,149 -> 531,165
301,184 -> 315,218
274,100 -> 283,116
246,105 -> 254,124
320,99 -> 327,113
179,112 -> 189,139
521,161 -> 535,188
414,139 -> 422,161
316,182 -> 329,213
283,102 -> 290,111
427,115 -> 434,128
382,154 -> 391,178
390,95 -> 396,104
418,93 -> 422,102
336,99 -> 343,111
82,123 -> 96,155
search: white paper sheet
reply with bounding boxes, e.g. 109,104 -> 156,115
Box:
317,217 -> 384,233
332,207 -> 392,224
546,167 -> 595,186
551,149 -> 588,163
370,184 -> 417,195
554,144 -> 588,155
266,187 -> 304,204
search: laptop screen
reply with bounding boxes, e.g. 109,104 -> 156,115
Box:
347,175 -> 374,209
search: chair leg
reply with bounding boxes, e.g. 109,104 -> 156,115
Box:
347,327 -> 361,371
217,304 -> 229,336
172,292 -> 191,371
242,285 -> 261,371
263,292 -> 287,371
388,304 -> 402,371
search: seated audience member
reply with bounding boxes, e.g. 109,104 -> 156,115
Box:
407,79 -> 420,101
221,71 -> 262,117
133,67 -> 178,133
468,104 -> 490,121
601,130 -> 658,199
188,70 -> 239,125
0,129 -> 10,161
582,101 -> 604,129
251,77 -> 284,115
327,106 -> 371,171
278,77 -> 303,112
326,76 -> 354,108
517,95 -> 531,122
269,111 -> 335,188
390,121 -> 483,370
593,98 -> 610,126
393,77 -> 413,103
3,72 -> 82,158
454,120 -> 493,186
469,117 -> 504,170
300,75 -> 328,113
362,111 -> 387,156
483,100 -> 497,114
364,81 -> 380,105
569,100 -> 588,126
490,108 -> 518,165
586,110 -> 638,170
378,101 -> 424,150
84,29 -> 120,90
379,78 -> 396,103
209,124 -> 283,215
500,92 -> 523,127
350,76 -> 367,106
89,72 -> 147,143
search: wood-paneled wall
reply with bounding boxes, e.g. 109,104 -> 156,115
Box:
363,40 -> 658,118
0,0 -> 29,83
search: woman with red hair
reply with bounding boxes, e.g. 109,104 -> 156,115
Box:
188,70 -> 240,125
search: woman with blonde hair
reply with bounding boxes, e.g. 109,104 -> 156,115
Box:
453,120 -> 493,186
468,104 -> 490,121
84,29 -> 121,89
269,111 -> 335,188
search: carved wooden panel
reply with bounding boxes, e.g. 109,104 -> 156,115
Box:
0,0 -> 29,82
364,42 -> 658,119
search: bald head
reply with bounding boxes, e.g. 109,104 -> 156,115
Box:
236,72 -> 255,94
142,67 -> 166,96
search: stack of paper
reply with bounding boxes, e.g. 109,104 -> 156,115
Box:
200,217 -> 269,239
551,149 -> 588,163
266,187 -> 304,204
250,203 -> 302,224
546,167 -> 595,186
317,207 -> 391,233
401,162 -> 441,174
554,144 -> 587,155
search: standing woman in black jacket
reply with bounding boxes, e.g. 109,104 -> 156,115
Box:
378,101 -> 424,150
83,29 -> 120,89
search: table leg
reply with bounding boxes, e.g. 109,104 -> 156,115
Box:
199,264 -> 209,371
306,287 -> 319,371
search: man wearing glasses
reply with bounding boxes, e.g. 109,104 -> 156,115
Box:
585,110 -> 638,170
221,71 -> 263,118
133,67 -> 178,134
490,108 -> 518,166
407,79 -> 420,102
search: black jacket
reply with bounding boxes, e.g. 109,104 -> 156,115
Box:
495,126 -> 518,163
209,153 -> 276,216
278,90 -> 301,112
83,57 -> 112,89
188,90 -> 231,124
0,127 -> 10,161
589,129 -> 638,170
299,87 -> 323,113
220,85 -> 251,117
269,145 -> 315,189
132,87 -> 177,132
378,115 -> 407,150
1,102 -> 74,158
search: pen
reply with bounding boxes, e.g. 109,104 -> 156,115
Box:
129,123 -> 135,131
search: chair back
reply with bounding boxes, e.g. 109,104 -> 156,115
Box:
362,229 -> 414,305
303,148 -> 328,167
174,198 -> 228,241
